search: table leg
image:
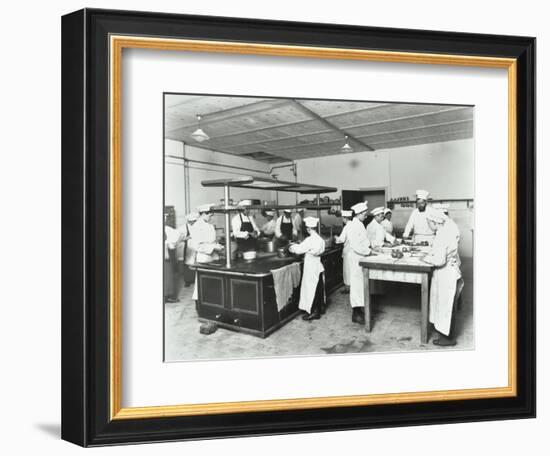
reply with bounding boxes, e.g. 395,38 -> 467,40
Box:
421,272 -> 429,344
363,268 -> 371,331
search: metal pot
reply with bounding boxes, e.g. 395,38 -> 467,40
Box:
257,237 -> 276,253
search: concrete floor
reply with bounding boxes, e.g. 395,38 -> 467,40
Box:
164,258 -> 474,362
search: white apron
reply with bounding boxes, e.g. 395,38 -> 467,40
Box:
191,219 -> 220,300
404,208 -> 435,245
335,223 -> 352,286
342,245 -> 352,286
425,223 -> 462,335
348,250 -> 370,308
346,219 -> 372,308
289,232 -> 325,313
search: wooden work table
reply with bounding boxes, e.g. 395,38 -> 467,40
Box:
360,252 -> 434,343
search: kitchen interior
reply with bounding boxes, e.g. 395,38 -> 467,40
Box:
164,94 -> 474,361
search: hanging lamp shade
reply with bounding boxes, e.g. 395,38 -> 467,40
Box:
191,114 -> 210,143
340,135 -> 353,153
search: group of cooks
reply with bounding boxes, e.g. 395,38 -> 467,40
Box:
165,189 -> 464,346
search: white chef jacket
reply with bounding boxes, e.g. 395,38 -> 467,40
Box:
366,218 -> 395,248
403,207 -> 435,243
164,226 -> 182,260
182,223 -> 198,265
275,215 -> 298,239
231,213 -> 259,239
261,218 -> 277,236
381,218 -> 393,235
192,218 -> 222,300
289,231 -> 325,313
175,222 -> 194,261
346,218 -> 372,308
335,222 -> 352,286
423,221 -> 462,336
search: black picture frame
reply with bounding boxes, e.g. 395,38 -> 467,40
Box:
61,8 -> 536,447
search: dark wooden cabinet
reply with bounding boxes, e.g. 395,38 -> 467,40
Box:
195,247 -> 343,338
197,271 -> 301,337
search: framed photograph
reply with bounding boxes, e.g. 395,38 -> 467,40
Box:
61,8 -> 535,446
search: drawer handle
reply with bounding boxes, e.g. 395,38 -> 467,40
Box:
215,314 -> 222,320
233,318 -> 240,325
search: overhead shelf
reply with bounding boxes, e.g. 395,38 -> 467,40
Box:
201,176 -> 337,194
210,204 -> 339,213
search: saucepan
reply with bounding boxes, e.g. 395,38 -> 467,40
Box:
257,236 -> 276,253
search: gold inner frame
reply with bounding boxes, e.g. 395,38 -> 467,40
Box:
109,35 -> 517,420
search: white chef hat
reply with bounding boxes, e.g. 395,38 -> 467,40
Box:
186,212 -> 199,222
237,200 -> 253,207
304,216 -> 319,228
415,189 -> 430,201
341,210 -> 353,218
384,208 -> 392,215
426,209 -> 446,223
197,203 -> 215,213
283,208 -> 292,213
370,206 -> 385,216
265,210 -> 275,216
351,201 -> 368,214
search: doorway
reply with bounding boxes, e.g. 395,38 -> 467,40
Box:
342,189 -> 386,225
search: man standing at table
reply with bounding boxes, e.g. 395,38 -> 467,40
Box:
231,200 -> 260,252
335,210 -> 353,295
192,204 -> 224,301
403,189 -> 435,244
422,209 -> 463,346
275,209 -> 297,244
381,208 -> 394,235
366,206 -> 396,248
260,210 -> 277,237
347,201 -> 373,324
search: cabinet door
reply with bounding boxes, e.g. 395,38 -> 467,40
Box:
228,278 -> 262,331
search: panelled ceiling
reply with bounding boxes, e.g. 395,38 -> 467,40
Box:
165,94 -> 473,163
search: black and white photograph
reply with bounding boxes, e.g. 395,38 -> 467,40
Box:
163,94 -> 474,362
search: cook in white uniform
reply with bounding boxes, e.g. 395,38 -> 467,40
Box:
366,206 -> 396,248
346,202 -> 373,324
192,204 -> 224,301
176,212 -> 199,287
288,217 -> 326,320
231,200 -> 260,251
403,189 -> 435,244
432,203 -> 461,242
335,210 -> 353,295
381,208 -> 394,235
260,210 -> 277,237
422,209 -> 462,346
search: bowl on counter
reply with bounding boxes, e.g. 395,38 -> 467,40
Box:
242,250 -> 257,261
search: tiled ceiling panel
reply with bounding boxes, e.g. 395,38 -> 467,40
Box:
165,94 -> 473,161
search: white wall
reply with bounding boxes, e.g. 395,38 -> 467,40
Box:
388,139 -> 474,199
166,139 -> 295,230
296,138 -> 473,202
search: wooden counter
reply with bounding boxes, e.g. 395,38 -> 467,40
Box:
360,254 -> 434,343
192,246 -> 343,337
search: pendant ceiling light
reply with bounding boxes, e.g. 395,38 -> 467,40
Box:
190,114 -> 210,143
340,135 -> 353,153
